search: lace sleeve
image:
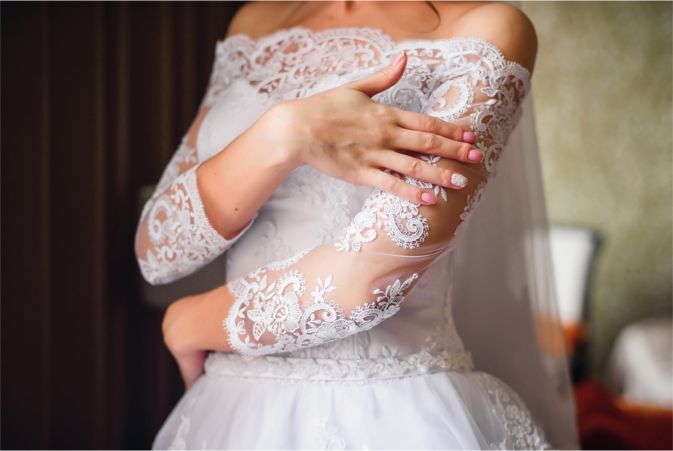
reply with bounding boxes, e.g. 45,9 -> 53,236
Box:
135,46 -> 255,286
223,44 -> 531,356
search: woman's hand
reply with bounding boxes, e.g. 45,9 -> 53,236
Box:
161,286 -> 234,391
255,52 -> 483,205
162,295 -> 206,390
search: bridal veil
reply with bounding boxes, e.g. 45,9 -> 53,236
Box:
452,92 -> 579,448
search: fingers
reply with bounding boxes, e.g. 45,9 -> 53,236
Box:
392,108 -> 477,146
388,128 -> 484,164
345,52 -> 407,97
371,150 -> 469,190
365,168 -> 438,205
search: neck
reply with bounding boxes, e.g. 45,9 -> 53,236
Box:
294,1 -> 360,21
341,1 -> 356,13
283,1 -> 439,36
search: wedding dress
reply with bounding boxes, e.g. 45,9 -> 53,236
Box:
137,26 -> 577,450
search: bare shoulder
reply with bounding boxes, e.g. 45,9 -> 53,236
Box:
225,1 -> 293,39
433,2 -> 537,73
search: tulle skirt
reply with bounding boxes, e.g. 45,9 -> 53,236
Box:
152,356 -> 550,450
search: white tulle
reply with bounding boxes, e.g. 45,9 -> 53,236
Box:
145,25 -> 577,450
157,370 -> 549,450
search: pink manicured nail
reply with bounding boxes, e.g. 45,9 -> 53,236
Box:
421,192 -> 436,204
392,51 -> 406,66
467,148 -> 483,162
462,131 -> 476,143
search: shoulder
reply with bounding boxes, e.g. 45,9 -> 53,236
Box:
225,1 -> 292,39
433,2 -> 537,73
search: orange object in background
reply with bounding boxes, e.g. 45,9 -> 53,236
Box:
563,322 -> 588,358
574,379 -> 673,450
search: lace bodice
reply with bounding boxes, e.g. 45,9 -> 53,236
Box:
135,26 -> 530,376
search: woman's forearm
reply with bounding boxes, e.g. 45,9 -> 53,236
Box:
196,106 -> 297,239
135,105 -> 295,285
162,285 -> 235,389
162,286 -> 234,389
174,349 -> 207,391
162,285 -> 236,355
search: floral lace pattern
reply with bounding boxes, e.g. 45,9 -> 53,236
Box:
136,137 -> 253,285
478,373 -> 552,450
151,27 -> 552,451
205,347 -> 473,382
283,164 -> 360,244
313,416 -> 347,450
138,27 -> 529,287
153,136 -> 199,199
336,155 -> 445,253
218,27 -> 530,365
225,253 -> 419,356
166,398 -> 208,450
138,165 -> 249,285
213,27 -> 530,177
454,180 -> 488,238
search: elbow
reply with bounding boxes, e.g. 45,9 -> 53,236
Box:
136,244 -> 177,286
134,241 -> 194,287
137,254 -> 164,286
133,231 -> 143,270
134,227 -> 166,286
133,214 -> 177,286
139,265 -> 162,286
137,259 -> 179,286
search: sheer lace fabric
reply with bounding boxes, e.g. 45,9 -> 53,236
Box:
147,26 -> 553,450
135,91 -> 259,285
219,29 -> 531,358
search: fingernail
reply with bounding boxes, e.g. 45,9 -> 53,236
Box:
451,173 -> 468,188
421,191 -> 436,204
467,148 -> 483,162
392,51 -> 405,66
462,131 -> 476,143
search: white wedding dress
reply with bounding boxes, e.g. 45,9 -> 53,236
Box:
138,27 -> 556,450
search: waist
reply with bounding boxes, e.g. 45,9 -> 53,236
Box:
204,349 -> 474,382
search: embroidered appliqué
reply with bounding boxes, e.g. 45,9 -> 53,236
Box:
313,416 -> 347,450
138,165 -> 244,285
166,399 -> 208,450
213,27 -> 530,180
224,255 -> 419,356
478,374 -> 552,450
454,180 -> 488,238
139,27 -> 529,286
213,27 -> 530,362
205,345 -> 473,381
336,155 -> 449,253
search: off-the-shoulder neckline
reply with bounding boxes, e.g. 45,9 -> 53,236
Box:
217,25 -> 531,77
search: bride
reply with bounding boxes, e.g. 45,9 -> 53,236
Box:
136,1 -> 577,449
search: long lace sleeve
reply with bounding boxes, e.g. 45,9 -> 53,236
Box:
135,140 -> 254,285
223,40 -> 531,357
135,45 -> 256,285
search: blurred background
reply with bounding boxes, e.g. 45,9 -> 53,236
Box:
2,1 -> 671,449
523,3 -> 672,448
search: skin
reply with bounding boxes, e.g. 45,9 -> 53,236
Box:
157,1 -> 538,390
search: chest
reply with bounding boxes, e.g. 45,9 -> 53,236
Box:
193,29 -> 503,163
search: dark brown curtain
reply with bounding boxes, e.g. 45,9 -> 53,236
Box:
1,2 -> 242,448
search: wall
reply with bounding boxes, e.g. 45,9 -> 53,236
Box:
523,2 -> 672,373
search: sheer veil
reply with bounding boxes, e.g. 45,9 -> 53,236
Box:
452,90 -> 579,448
447,3 -> 578,446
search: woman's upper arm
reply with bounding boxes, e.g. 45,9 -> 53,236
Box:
134,79 -> 248,285
453,2 -> 538,73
